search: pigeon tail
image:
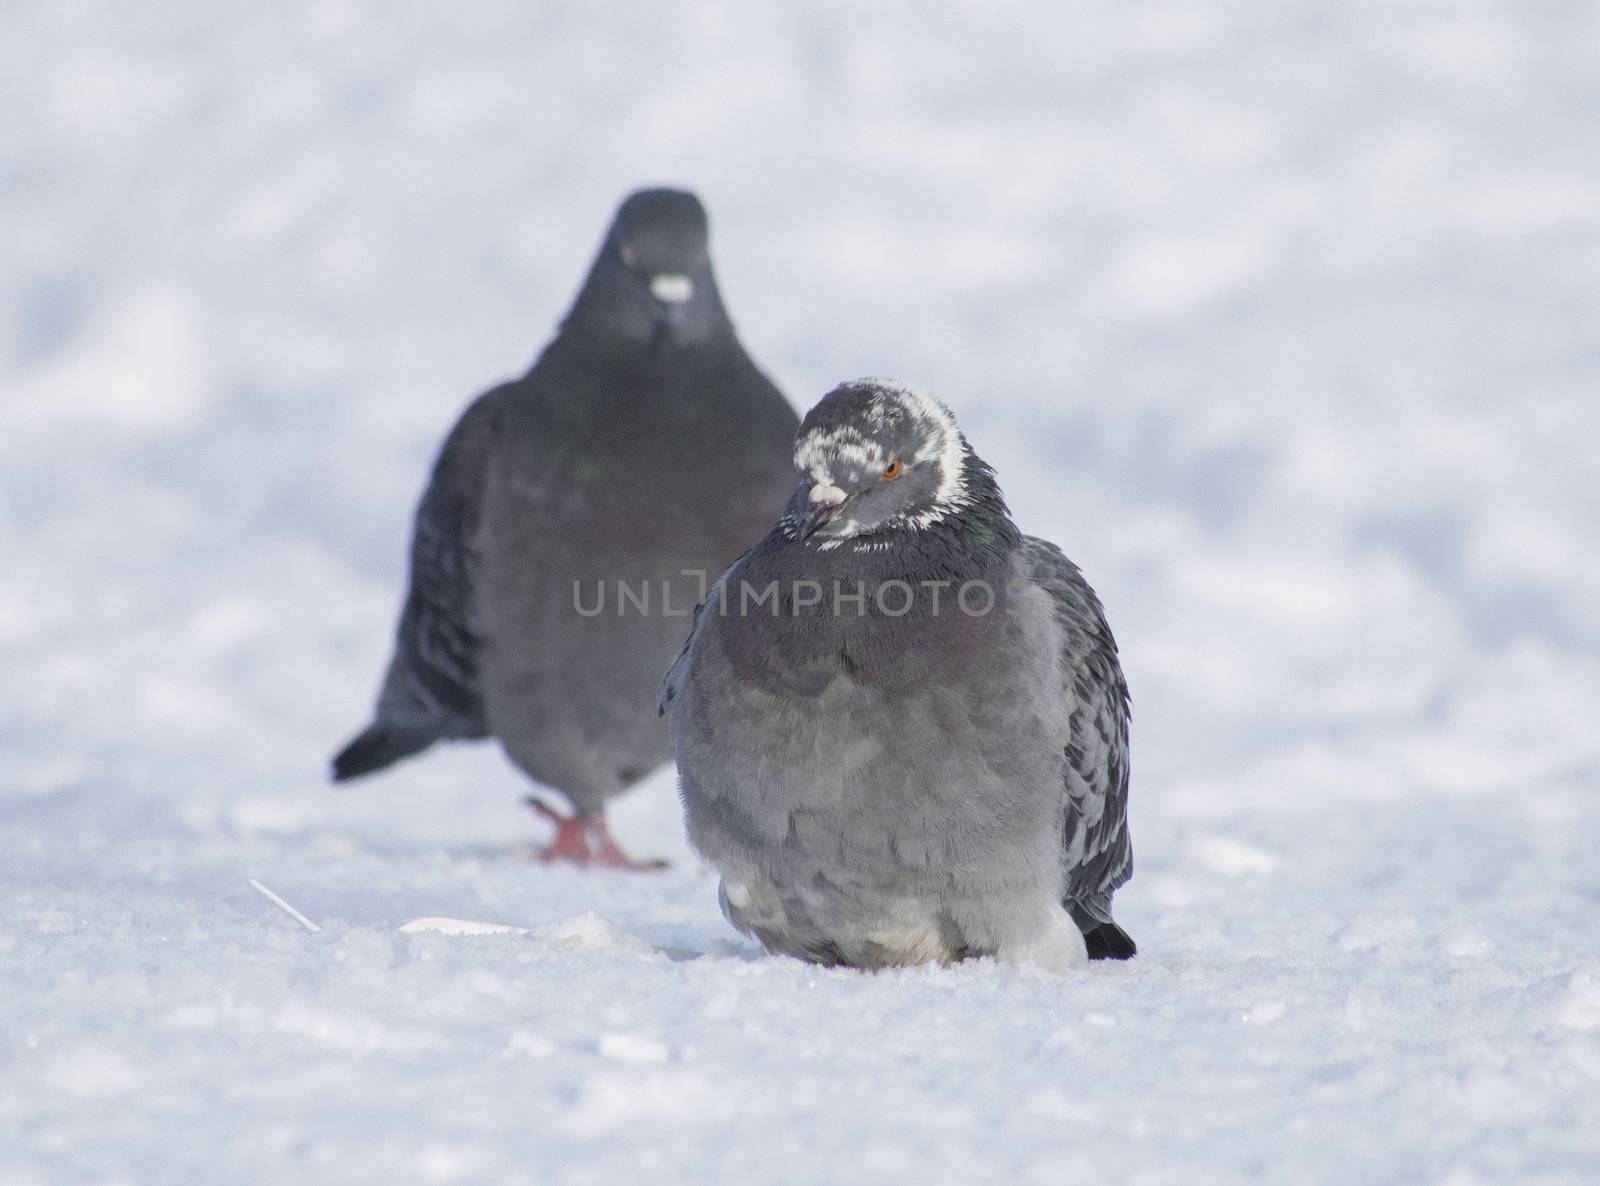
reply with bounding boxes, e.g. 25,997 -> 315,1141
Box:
1081,921 -> 1137,960
330,722 -> 438,782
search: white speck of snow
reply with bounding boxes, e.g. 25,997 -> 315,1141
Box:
597,1032 -> 671,1065
1243,1001 -> 1288,1025
1444,931 -> 1493,959
498,1030 -> 558,1061
564,1070 -> 726,1139
232,798 -> 316,835
273,1001 -> 422,1054
540,912 -> 663,960
1184,833 -> 1279,876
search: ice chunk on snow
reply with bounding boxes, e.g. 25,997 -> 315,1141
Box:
398,917 -> 530,936
540,912 -> 664,960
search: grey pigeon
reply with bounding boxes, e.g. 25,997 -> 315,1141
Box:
661,379 -> 1134,967
333,188 -> 800,866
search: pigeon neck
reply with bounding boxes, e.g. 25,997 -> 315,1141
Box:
785,505 -> 1022,592
798,454 -> 1021,581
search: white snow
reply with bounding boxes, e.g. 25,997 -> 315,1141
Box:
4,2 -> 1599,1184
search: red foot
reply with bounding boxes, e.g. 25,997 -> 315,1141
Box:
525,798 -> 667,871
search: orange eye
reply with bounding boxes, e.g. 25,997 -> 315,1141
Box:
882,459 -> 904,480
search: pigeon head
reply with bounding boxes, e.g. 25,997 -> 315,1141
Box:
567,187 -> 729,346
610,189 -> 709,286
788,379 -> 1007,549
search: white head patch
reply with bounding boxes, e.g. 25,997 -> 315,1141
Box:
649,273 -> 694,303
793,425 -> 886,487
873,379 -> 970,526
790,378 -> 972,534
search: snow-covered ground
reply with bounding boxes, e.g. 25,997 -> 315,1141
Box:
4,3 -> 1599,1182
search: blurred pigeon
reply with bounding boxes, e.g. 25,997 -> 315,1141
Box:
333,188 -> 799,866
662,379 -> 1135,967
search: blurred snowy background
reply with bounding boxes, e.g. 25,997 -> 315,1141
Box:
4,3 -> 1598,1183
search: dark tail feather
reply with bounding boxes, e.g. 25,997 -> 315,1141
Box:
1083,921 -> 1137,961
331,722 -> 436,782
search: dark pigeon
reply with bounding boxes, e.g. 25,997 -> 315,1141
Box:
662,379 -> 1134,967
334,188 -> 800,866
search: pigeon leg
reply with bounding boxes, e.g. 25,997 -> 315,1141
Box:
524,797 -> 667,870
526,797 -> 594,864
585,815 -> 669,872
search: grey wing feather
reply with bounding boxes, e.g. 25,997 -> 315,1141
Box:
372,388 -> 504,740
659,556 -> 743,719
1021,535 -> 1133,927
658,613 -> 696,720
